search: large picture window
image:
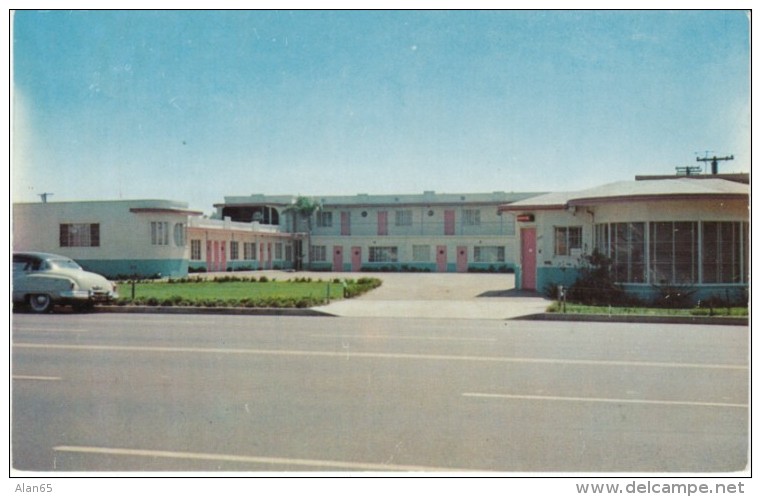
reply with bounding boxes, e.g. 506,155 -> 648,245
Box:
596,221 -> 748,285
412,245 -> 430,262
702,222 -> 747,283
60,223 -> 100,247
310,245 -> 327,262
369,246 -> 398,263
610,222 -> 646,283
474,246 -> 505,263
649,222 -> 698,284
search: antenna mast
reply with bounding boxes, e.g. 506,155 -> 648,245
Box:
696,154 -> 733,175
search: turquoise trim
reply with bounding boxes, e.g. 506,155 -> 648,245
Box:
76,259 -> 188,279
536,267 -> 581,295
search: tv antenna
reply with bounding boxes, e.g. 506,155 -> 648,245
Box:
696,154 -> 733,175
38,193 -> 54,203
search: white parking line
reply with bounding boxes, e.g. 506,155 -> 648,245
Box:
12,375 -> 62,381
310,333 -> 498,342
52,445 -> 469,472
13,342 -> 747,371
463,392 -> 748,409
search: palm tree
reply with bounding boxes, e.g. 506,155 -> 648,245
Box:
284,196 -> 319,270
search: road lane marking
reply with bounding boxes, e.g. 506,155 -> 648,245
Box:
462,392 -> 748,409
13,342 -> 747,370
13,328 -> 91,333
310,333 -> 498,342
52,445 -> 471,472
12,375 -> 62,381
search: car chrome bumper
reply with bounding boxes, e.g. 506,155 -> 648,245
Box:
60,290 -> 118,302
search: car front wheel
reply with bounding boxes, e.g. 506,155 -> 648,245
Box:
28,294 -> 53,313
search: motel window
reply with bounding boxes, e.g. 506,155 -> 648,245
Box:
316,211 -> 333,228
243,242 -> 257,260
649,222 -> 698,285
311,245 -> 327,262
151,221 -> 170,246
702,221 -> 748,284
503,213 -> 516,236
554,226 -> 582,256
474,246 -> 505,263
173,223 -> 186,247
275,243 -> 283,260
597,221 -> 748,285
412,245 -> 431,262
229,241 -> 239,260
395,210 -> 413,226
464,209 -> 481,226
285,245 -> 293,263
190,240 -> 202,260
60,223 -> 100,247
610,222 -> 646,283
369,246 -> 398,263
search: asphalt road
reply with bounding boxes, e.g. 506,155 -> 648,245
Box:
11,312 -> 748,473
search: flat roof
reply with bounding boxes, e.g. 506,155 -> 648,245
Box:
218,191 -> 546,208
500,177 -> 749,211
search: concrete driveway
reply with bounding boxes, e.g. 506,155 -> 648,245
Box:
315,271 -> 551,320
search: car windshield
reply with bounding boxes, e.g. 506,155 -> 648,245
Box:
48,259 -> 82,270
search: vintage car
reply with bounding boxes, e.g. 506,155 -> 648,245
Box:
12,252 -> 118,313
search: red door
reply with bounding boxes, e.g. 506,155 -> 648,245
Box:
267,242 -> 273,269
444,210 -> 455,235
341,212 -> 351,236
456,246 -> 468,273
521,228 -> 537,290
436,245 -> 447,272
377,211 -> 388,236
333,246 -> 344,272
351,247 -> 362,272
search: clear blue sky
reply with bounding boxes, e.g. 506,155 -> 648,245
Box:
12,10 -> 750,214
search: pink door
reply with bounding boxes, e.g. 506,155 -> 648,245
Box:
351,247 -> 362,272
220,241 -> 227,272
456,246 -> 468,273
206,240 -> 212,271
333,246 -> 344,272
436,245 -> 448,272
341,212 -> 351,236
377,211 -> 388,236
521,228 -> 537,290
444,210 -> 455,235
267,242 -> 273,269
213,241 -> 220,271
260,243 -> 265,270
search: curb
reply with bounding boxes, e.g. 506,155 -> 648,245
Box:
96,306 -> 337,317
513,313 -> 748,326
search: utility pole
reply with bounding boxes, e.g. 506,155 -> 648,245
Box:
696,154 -> 733,175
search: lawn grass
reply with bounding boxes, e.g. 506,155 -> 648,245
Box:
547,302 -> 748,317
116,276 -> 381,308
